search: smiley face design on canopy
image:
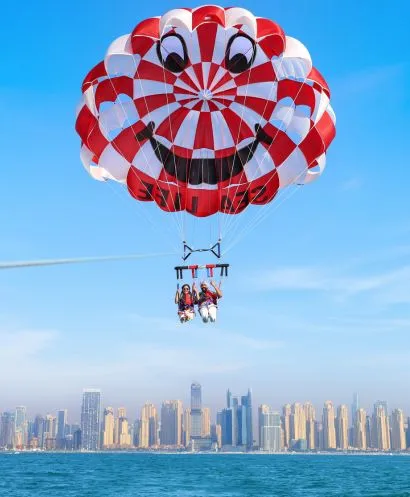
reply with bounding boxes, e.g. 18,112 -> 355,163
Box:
76,6 -> 336,217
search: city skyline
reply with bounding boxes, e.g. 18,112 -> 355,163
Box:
2,385 -> 410,453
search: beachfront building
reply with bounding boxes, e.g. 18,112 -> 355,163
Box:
354,408 -> 367,450
102,407 -> 115,448
81,389 -> 101,451
139,403 -> 158,448
372,402 -> 390,450
258,405 -> 281,451
290,403 -> 306,450
336,405 -> 349,450
160,400 -> 183,447
322,401 -> 336,450
391,409 -> 406,451
304,402 -> 316,450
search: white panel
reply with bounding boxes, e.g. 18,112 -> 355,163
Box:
244,143 -> 276,181
83,86 -> 98,116
311,89 -> 330,123
141,102 -> 180,128
174,110 -> 200,149
286,105 -> 311,144
98,144 -> 131,181
236,81 -> 277,101
132,141 -> 163,179
276,147 -> 308,187
211,111 -> 235,150
160,9 -> 192,34
212,25 -> 229,65
105,34 -> 141,76
225,8 -> 257,39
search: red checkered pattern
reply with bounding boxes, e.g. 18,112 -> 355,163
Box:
76,5 -> 336,217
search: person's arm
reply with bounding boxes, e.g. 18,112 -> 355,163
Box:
175,290 -> 180,304
192,283 -> 199,302
211,280 -> 222,298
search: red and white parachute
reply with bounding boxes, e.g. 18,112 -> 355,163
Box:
75,5 -> 335,220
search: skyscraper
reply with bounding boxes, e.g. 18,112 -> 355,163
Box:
183,408 -> 191,447
103,407 -> 115,448
161,400 -> 183,446
372,402 -> 390,450
139,403 -> 158,448
290,403 -> 306,448
190,383 -> 202,439
241,389 -> 253,450
336,405 -> 349,450
118,408 -> 131,447
391,409 -> 406,451
80,389 -> 101,451
14,406 -> 28,449
56,409 -> 68,449
258,405 -> 281,452
0,412 -> 15,449
354,408 -> 367,450
201,407 -> 211,438
304,402 -> 316,450
282,404 -> 291,449
322,401 -> 336,450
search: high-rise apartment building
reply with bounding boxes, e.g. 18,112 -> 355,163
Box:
103,407 -> 115,448
56,409 -> 68,449
161,400 -> 183,446
14,406 -> 28,448
118,408 -> 131,447
0,412 -> 15,449
391,408 -> 406,451
190,383 -> 202,439
183,408 -> 191,447
322,401 -> 336,450
372,402 -> 390,450
304,402 -> 316,450
80,389 -> 101,451
258,405 -> 281,452
282,404 -> 291,449
201,407 -> 211,438
336,405 -> 349,450
139,403 -> 158,448
354,408 -> 367,450
290,403 -> 306,448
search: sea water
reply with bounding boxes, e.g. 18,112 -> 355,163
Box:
1,453 -> 410,496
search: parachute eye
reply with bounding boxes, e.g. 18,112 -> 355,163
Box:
225,34 -> 256,73
157,34 -> 189,73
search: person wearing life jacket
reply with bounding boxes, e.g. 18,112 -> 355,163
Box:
196,280 -> 222,323
175,283 -> 197,323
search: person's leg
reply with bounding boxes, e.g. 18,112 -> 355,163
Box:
209,305 -> 217,322
186,311 -> 195,321
199,306 -> 209,323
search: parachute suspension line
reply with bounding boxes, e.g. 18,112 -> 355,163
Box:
158,28 -> 187,241
101,62 -> 184,244
221,45 -> 292,239
84,71 -> 180,253
133,65 -> 185,242
222,51 -> 316,248
220,42 -> 256,239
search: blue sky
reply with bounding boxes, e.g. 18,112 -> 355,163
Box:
1,1 -> 409,421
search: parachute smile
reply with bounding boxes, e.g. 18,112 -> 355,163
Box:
135,122 -> 273,186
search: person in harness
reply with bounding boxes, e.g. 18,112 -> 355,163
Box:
175,283 -> 197,323
195,280 -> 222,323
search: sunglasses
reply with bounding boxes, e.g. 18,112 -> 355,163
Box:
182,287 -> 189,291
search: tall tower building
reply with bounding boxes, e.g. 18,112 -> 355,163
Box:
322,401 -> 336,450
201,407 -> 211,438
354,408 -> 367,450
258,405 -> 281,452
351,393 -> 359,427
80,389 -> 101,451
103,407 -> 115,448
139,403 -> 158,448
241,389 -> 253,450
14,406 -> 28,449
290,403 -> 306,448
391,409 -> 406,451
118,408 -> 131,447
183,408 -> 191,447
56,409 -> 68,449
282,404 -> 291,449
161,400 -> 183,446
190,383 -> 202,439
336,405 -> 349,450
33,415 -> 45,448
372,402 -> 390,450
304,402 -> 316,450
0,412 -> 15,449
